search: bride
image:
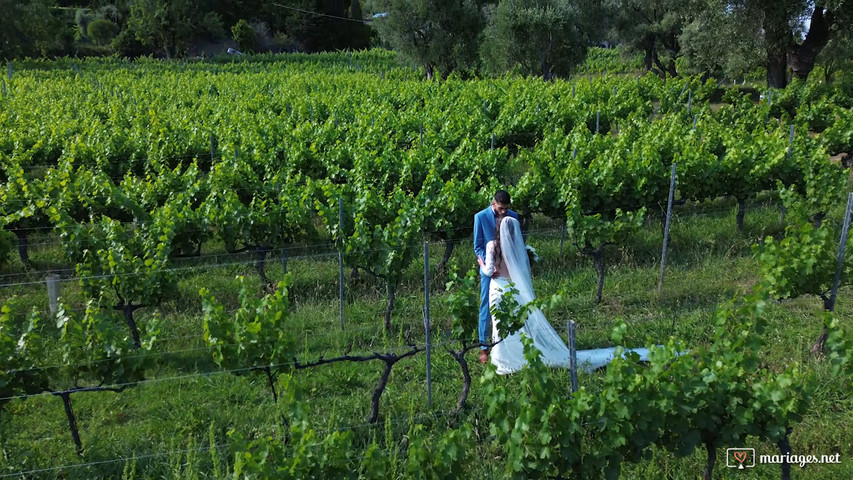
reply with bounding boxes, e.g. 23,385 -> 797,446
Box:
477,216 -> 571,374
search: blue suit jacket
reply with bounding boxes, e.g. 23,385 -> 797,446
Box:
473,206 -> 519,266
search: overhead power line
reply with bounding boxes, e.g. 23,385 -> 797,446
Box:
271,3 -> 368,24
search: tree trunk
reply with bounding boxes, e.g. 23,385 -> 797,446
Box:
119,305 -> 142,350
450,349 -> 471,415
541,60 -> 553,81
736,199 -> 746,233
254,246 -> 271,286
59,393 -> 84,456
702,437 -> 716,480
586,246 -> 606,304
763,1 -> 791,89
12,229 -> 30,268
652,50 -> 675,79
767,50 -> 789,89
643,46 -> 654,73
162,39 -> 172,60
424,63 -> 434,80
811,293 -> 835,354
788,7 -> 834,81
436,240 -> 455,272
384,283 -> 396,333
666,59 -> 677,79
264,366 -> 278,403
778,428 -> 793,480
368,361 -> 394,424
789,45 -> 822,81
262,366 -> 290,442
542,31 -> 554,81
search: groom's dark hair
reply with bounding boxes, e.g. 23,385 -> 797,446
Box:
494,190 -> 511,205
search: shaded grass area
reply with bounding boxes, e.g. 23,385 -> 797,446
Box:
0,200 -> 852,478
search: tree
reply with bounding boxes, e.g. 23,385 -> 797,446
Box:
126,0 -> 180,58
279,0 -> 315,49
87,19 -> 119,45
314,183 -> 423,333
755,168 -> 850,354
678,0 -> 764,80
606,0 -> 696,78
0,0 -> 66,60
816,30 -> 853,83
442,265 -> 483,414
1,161 -> 54,268
784,1 -> 852,83
279,0 -> 372,52
75,8 -> 97,40
202,276 -> 297,406
700,0 -> 853,87
57,211 -> 177,350
753,0 -> 804,88
50,301 -> 157,456
0,300 -> 48,422
372,0 -> 483,79
480,0 -> 589,80
126,0 -> 223,58
232,19 -> 256,52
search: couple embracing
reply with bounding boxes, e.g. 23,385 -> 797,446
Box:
473,190 -> 572,375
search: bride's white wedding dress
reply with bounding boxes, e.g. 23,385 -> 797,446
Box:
481,218 -> 572,375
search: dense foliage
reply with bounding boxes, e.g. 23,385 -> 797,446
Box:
0,53 -> 851,478
3,0 -> 851,85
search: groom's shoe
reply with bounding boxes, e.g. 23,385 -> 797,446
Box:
478,349 -> 489,364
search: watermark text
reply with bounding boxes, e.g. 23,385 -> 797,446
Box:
726,448 -> 842,469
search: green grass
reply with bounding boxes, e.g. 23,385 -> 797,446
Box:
1,198 -> 852,479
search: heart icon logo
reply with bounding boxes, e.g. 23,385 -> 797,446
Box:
727,448 -> 754,469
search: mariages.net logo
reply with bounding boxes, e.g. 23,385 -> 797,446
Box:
726,448 -> 756,469
726,448 -> 842,470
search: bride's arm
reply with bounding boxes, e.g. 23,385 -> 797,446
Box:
480,241 -> 496,277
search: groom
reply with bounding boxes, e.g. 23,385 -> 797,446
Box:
473,190 -> 519,364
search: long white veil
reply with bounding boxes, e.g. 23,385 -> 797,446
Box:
499,217 -> 535,304
499,217 -> 570,368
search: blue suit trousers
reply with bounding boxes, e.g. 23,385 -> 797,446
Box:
479,271 -> 490,349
